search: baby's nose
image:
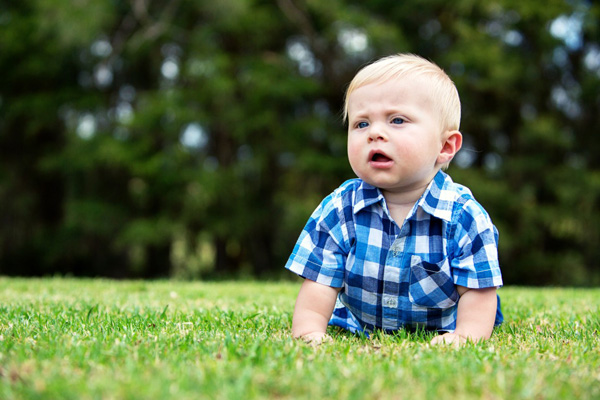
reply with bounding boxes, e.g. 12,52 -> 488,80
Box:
368,130 -> 387,142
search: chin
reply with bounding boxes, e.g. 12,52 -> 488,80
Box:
363,179 -> 397,190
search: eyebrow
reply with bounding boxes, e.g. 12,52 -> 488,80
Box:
349,106 -> 415,119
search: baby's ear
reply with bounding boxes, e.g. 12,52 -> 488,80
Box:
437,130 -> 463,165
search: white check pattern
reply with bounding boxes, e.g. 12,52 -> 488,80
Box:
286,170 -> 503,334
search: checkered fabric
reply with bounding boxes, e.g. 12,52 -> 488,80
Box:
285,170 -> 503,334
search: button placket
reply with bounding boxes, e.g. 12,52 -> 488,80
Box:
381,223 -> 408,328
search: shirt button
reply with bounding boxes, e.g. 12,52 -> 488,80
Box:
390,237 -> 405,256
383,295 -> 398,308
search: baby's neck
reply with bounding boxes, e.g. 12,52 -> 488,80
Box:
382,185 -> 428,226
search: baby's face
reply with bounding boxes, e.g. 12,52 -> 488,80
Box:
346,76 -> 446,195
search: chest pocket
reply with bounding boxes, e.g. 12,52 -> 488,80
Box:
408,255 -> 459,308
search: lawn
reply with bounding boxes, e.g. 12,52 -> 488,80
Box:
0,277 -> 598,399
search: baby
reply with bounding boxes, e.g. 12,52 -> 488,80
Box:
285,53 -> 503,345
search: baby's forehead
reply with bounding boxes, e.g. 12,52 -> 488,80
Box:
365,72 -> 434,90
350,74 -> 438,104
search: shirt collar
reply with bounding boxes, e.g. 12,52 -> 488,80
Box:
352,181 -> 385,215
416,170 -> 455,222
352,170 -> 455,222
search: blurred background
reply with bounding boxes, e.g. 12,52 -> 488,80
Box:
1,0 -> 599,285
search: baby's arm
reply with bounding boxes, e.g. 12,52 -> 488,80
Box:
431,285 -> 497,345
292,279 -> 340,342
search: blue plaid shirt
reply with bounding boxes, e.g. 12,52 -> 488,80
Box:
285,170 -> 503,334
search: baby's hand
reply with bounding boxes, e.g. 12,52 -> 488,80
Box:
430,332 -> 467,347
299,332 -> 331,345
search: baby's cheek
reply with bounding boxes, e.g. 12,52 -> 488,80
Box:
347,146 -> 362,166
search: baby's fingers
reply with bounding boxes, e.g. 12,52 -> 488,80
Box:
430,333 -> 466,347
300,332 -> 331,346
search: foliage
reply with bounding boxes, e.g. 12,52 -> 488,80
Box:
1,0 -> 599,284
0,278 -> 599,399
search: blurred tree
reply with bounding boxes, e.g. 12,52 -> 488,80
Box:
0,0 -> 598,285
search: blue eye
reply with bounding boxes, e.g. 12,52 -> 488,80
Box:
391,117 -> 405,125
357,121 -> 369,129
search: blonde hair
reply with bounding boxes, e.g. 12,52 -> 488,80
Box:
343,53 -> 461,132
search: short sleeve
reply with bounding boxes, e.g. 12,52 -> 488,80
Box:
449,199 -> 503,289
285,192 -> 348,288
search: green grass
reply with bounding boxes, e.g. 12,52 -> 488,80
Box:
0,278 -> 598,399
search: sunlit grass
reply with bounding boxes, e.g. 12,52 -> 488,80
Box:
0,278 -> 598,399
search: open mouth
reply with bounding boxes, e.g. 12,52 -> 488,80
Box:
371,152 -> 392,162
